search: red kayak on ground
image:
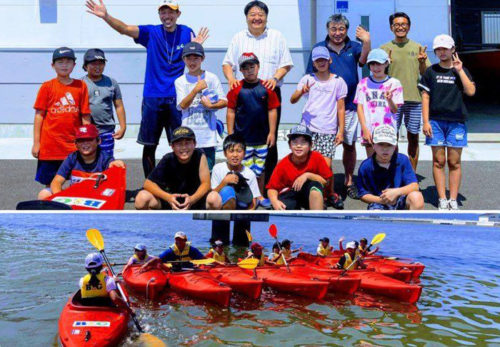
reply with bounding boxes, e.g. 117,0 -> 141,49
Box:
206,266 -> 263,299
168,271 -> 232,307
58,290 -> 130,347
122,265 -> 168,300
47,166 -> 126,210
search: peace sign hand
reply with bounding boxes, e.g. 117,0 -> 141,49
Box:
384,84 -> 394,102
301,80 -> 315,95
418,46 -> 428,63
452,53 -> 463,72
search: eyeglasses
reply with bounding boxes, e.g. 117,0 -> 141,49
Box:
392,23 -> 409,29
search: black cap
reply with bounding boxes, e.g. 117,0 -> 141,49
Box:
182,42 -> 205,58
287,124 -> 312,140
360,238 -> 368,243
52,47 -> 76,62
319,237 -> 330,243
272,241 -> 281,249
83,48 -> 107,64
282,239 -> 292,246
171,126 -> 196,143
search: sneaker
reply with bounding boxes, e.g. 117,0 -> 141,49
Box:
326,194 -> 344,210
258,198 -> 272,209
438,198 -> 449,210
449,199 -> 459,210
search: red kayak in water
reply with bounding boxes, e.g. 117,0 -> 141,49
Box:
168,271 -> 232,307
206,266 -> 264,300
58,290 -> 130,347
122,265 -> 168,300
287,264 -> 361,295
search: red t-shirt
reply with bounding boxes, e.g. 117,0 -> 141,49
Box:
266,151 -> 333,193
34,78 -> 91,160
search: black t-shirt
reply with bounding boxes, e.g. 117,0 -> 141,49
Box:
148,149 -> 202,195
418,64 -> 473,122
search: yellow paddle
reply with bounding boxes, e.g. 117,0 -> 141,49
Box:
86,229 -> 166,347
236,258 -> 259,270
342,233 -> 386,275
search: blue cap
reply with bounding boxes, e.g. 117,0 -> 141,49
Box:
311,46 -> 330,61
367,48 -> 389,64
85,253 -> 103,268
134,243 -> 147,251
287,124 -> 313,140
52,47 -> 76,63
182,42 -> 205,58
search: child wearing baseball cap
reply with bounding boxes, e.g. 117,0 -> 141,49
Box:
418,34 -> 476,210
34,47 -> 92,200
356,125 -> 424,210
82,48 -> 127,157
354,48 -> 404,158
47,124 -> 125,197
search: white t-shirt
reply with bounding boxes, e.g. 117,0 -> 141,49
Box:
354,76 -> 404,137
211,162 -> 261,199
175,71 -> 227,148
298,74 -> 348,134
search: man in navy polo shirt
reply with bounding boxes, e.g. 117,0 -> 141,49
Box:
306,14 -> 370,201
86,0 -> 209,178
356,125 -> 424,210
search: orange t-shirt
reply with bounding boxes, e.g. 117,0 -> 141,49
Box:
34,78 -> 91,160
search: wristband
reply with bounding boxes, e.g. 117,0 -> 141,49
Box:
273,77 -> 279,83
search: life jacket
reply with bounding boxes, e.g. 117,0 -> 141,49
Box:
170,242 -> 192,261
342,252 -> 356,271
270,252 -> 284,265
249,252 -> 266,266
209,248 -> 227,263
81,272 -> 108,299
317,243 -> 332,256
282,248 -> 292,258
131,253 -> 152,265
358,245 -> 368,257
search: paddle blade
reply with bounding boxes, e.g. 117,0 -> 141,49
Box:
86,228 -> 104,251
237,258 -> 259,270
191,258 -> 216,265
269,224 -> 278,239
135,333 -> 167,347
370,233 -> 386,245
245,229 -> 252,242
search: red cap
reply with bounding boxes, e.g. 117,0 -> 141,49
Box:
75,124 -> 99,140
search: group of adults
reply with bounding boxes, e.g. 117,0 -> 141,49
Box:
86,0 -> 431,199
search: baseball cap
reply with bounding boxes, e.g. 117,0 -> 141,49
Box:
75,124 -> 99,140
238,52 -> 259,68
367,48 -> 390,64
182,42 -> 205,58
312,46 -> 330,61
433,34 -> 455,50
372,125 -> 398,146
134,243 -> 147,251
85,253 -> 103,268
52,47 -> 76,62
158,0 -> 179,11
281,239 -> 292,246
346,241 -> 356,249
174,231 -> 187,240
214,240 -> 224,246
287,124 -> 313,140
171,126 -> 196,143
83,48 -> 107,64
319,237 -> 330,243
360,238 -> 368,243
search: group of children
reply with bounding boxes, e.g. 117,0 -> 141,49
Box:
32,30 -> 474,210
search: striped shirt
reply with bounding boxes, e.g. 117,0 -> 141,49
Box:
223,28 -> 294,87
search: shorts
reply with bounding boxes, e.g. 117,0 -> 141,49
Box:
312,132 -> 337,159
343,109 -> 359,145
160,194 -> 208,210
243,144 -> 268,177
137,96 -> 182,146
219,186 -> 251,209
367,195 -> 407,210
425,120 -> 467,148
277,180 -> 324,210
35,160 -> 64,185
200,147 -> 216,171
99,130 -> 115,157
395,102 -> 422,134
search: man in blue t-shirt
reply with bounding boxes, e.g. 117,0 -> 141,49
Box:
86,0 -> 209,178
306,14 -> 371,202
356,125 -> 424,210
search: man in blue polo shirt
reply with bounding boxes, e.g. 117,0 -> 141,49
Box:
356,125 -> 424,210
86,0 -> 209,178
306,14 -> 370,201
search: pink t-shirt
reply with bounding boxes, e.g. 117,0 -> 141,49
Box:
298,74 -> 348,134
354,76 -> 404,141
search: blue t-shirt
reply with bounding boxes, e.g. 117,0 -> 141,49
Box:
158,246 -> 204,262
306,36 -> 362,111
134,24 -> 194,98
356,152 -> 417,198
57,149 -> 114,185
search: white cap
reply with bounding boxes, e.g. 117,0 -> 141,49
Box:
346,241 -> 356,249
372,125 -> 398,146
433,34 -> 455,50
174,231 -> 187,240
158,0 -> 179,11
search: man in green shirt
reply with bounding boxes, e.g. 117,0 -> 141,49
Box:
381,12 -> 430,171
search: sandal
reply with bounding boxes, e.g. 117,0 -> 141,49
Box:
346,184 -> 360,200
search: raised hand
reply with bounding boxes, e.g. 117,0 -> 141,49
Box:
86,0 -> 107,19
417,46 -> 428,63
191,27 -> 210,44
384,84 -> 394,102
301,79 -> 315,95
355,25 -> 370,43
452,53 -> 463,72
